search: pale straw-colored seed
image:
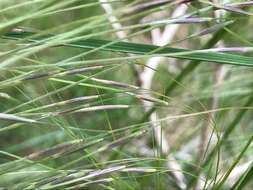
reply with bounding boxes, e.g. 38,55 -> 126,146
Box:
197,21 -> 234,36
42,165 -> 125,188
127,92 -> 169,105
148,17 -> 213,25
43,95 -> 100,108
90,77 -> 139,89
230,1 -> 253,8
216,4 -> 253,15
122,167 -> 157,173
74,105 -> 129,113
24,66 -> 105,80
0,113 -> 36,123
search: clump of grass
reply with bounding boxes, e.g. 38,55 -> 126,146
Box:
0,0 -> 253,189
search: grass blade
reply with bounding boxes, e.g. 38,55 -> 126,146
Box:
2,30 -> 253,67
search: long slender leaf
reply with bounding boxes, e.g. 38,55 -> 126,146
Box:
2,30 -> 253,67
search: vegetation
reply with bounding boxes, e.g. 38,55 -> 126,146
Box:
0,0 -> 252,189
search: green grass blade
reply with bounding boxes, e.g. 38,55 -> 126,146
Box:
2,30 -> 253,67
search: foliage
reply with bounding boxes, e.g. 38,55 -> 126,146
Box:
0,0 -> 252,189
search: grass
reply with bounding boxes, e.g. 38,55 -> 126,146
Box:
0,0 -> 253,189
